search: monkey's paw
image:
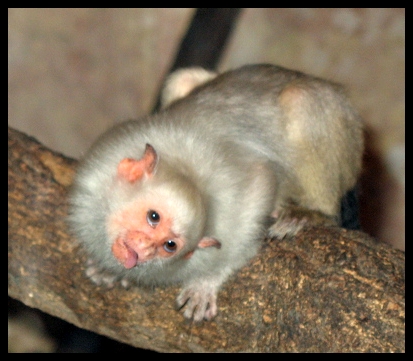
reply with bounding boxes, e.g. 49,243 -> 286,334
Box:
176,282 -> 218,322
269,205 -> 337,240
84,259 -> 130,289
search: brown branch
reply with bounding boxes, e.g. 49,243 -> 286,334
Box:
8,127 -> 405,353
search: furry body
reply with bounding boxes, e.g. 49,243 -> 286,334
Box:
69,64 -> 363,321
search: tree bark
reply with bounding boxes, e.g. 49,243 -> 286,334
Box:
8,127 -> 405,352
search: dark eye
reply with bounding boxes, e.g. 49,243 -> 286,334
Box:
163,240 -> 177,253
147,210 -> 160,227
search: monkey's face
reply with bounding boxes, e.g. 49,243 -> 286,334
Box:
106,192 -> 189,269
106,174 -> 208,268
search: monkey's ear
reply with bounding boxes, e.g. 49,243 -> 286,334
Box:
117,144 -> 158,183
198,237 -> 221,249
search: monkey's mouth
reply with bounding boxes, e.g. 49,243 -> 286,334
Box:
112,239 -> 138,269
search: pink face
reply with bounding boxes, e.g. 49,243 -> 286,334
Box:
107,200 -> 186,269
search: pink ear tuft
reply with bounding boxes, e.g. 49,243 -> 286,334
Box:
198,237 -> 222,249
117,144 -> 158,183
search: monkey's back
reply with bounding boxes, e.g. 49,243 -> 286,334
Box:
163,64 -> 363,191
76,64 -> 363,215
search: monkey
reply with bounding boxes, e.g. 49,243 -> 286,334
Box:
68,64 -> 364,322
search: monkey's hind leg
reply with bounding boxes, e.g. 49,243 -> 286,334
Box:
268,157 -> 341,239
268,83 -> 346,239
269,203 -> 338,240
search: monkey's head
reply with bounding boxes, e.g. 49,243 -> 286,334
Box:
107,144 -> 220,269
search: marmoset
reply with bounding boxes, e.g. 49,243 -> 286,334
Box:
69,64 -> 364,322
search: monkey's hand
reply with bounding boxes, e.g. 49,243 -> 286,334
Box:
84,259 -> 130,289
176,280 -> 220,322
269,205 -> 338,240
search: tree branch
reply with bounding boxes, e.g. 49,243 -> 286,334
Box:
8,127 -> 405,352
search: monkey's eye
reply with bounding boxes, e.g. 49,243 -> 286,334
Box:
147,210 -> 160,227
163,240 -> 177,253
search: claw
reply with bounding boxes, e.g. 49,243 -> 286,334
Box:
177,282 -> 219,321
